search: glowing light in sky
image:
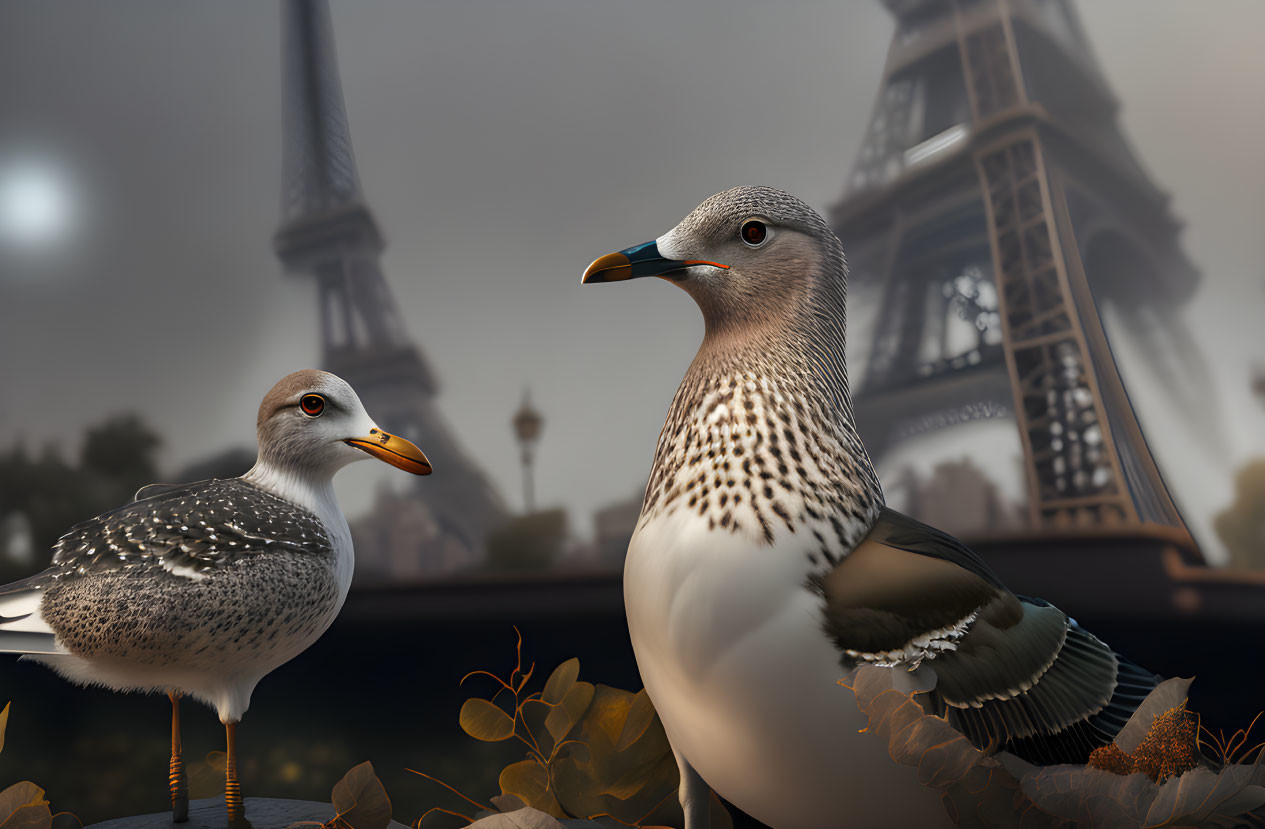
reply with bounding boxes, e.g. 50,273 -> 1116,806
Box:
0,160 -> 75,249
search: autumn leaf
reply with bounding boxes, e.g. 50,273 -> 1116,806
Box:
330,761 -> 391,829
460,698 -> 516,742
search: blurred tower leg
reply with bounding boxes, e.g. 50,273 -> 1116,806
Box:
832,0 -> 1214,542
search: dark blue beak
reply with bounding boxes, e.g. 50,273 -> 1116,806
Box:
582,241 -> 728,283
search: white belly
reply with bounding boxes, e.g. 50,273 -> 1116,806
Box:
624,512 -> 951,829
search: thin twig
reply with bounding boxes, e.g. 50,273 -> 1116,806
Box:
632,786 -> 679,826
516,661 -> 536,694
521,696 -> 562,711
460,669 -> 513,693
585,812 -> 640,827
547,738 -> 588,764
514,626 -> 524,675
514,701 -> 546,758
405,768 -> 494,813
414,806 -> 474,826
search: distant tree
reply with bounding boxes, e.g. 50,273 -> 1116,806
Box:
1215,458 -> 1265,569
0,414 -> 163,576
485,509 -> 568,571
176,447 -> 256,483
80,413 -> 161,499
0,443 -> 94,574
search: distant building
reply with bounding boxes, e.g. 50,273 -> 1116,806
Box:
890,458 -> 1024,539
350,483 -> 469,581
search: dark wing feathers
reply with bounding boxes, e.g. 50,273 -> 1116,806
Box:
822,507 -> 1160,765
931,598 -> 1071,707
821,534 -> 1004,656
49,478 -> 331,581
865,508 -> 1006,588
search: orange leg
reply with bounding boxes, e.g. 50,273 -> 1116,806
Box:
224,721 -> 251,828
168,691 -> 188,823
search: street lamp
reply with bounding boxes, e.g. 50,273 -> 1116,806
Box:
512,390 -> 543,513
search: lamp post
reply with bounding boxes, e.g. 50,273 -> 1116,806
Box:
512,391 -> 543,514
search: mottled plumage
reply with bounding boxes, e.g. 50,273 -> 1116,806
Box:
584,187 -> 1159,829
54,478 -> 331,578
642,359 -> 880,570
7,478 -> 339,687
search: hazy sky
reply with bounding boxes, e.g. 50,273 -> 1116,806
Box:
1,1 -> 1262,558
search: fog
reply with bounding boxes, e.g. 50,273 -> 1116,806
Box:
1,1 -> 1261,559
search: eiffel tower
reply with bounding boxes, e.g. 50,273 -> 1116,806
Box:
273,0 -> 506,560
831,0 -> 1208,544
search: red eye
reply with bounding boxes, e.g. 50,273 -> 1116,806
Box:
740,220 -> 768,247
300,394 -> 325,416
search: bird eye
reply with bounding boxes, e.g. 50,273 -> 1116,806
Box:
740,219 -> 769,247
299,394 -> 325,417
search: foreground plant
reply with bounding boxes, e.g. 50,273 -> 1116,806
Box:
411,630 -> 730,828
0,702 -> 82,829
846,666 -> 1265,828
287,761 -> 392,829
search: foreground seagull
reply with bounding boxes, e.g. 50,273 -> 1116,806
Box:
583,187 -> 1159,828
0,369 -> 431,827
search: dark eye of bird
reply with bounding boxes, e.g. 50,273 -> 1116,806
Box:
300,394 -> 325,416
740,220 -> 768,247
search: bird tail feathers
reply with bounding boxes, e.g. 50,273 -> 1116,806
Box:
0,580 -> 64,655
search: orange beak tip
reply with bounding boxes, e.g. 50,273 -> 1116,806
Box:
582,252 -> 633,284
345,435 -> 433,476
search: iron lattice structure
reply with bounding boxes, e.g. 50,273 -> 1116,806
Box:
832,0 -> 1212,538
273,0 -> 506,558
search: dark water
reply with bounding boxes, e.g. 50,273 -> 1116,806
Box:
0,572 -> 1261,827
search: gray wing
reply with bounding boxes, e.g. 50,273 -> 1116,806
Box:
1,477 -> 331,655
820,507 -> 1159,764
50,477 -> 331,580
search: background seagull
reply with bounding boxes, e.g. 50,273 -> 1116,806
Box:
582,187 -> 1161,829
0,369 -> 431,828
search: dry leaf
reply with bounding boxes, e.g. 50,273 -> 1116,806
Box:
542,659 -> 579,706
330,761 -> 391,829
615,690 -> 656,752
544,681 -> 593,744
460,698 -> 516,742
498,760 -> 565,819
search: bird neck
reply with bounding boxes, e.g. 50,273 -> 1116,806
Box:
242,457 -> 355,604
242,458 -> 343,533
640,293 -> 885,556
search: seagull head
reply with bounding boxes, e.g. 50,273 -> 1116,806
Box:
581,186 -> 847,337
253,369 -> 432,480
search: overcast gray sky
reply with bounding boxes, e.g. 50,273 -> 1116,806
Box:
0,1 -> 1262,559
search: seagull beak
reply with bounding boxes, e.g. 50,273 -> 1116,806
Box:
582,241 -> 728,284
345,430 -> 433,475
